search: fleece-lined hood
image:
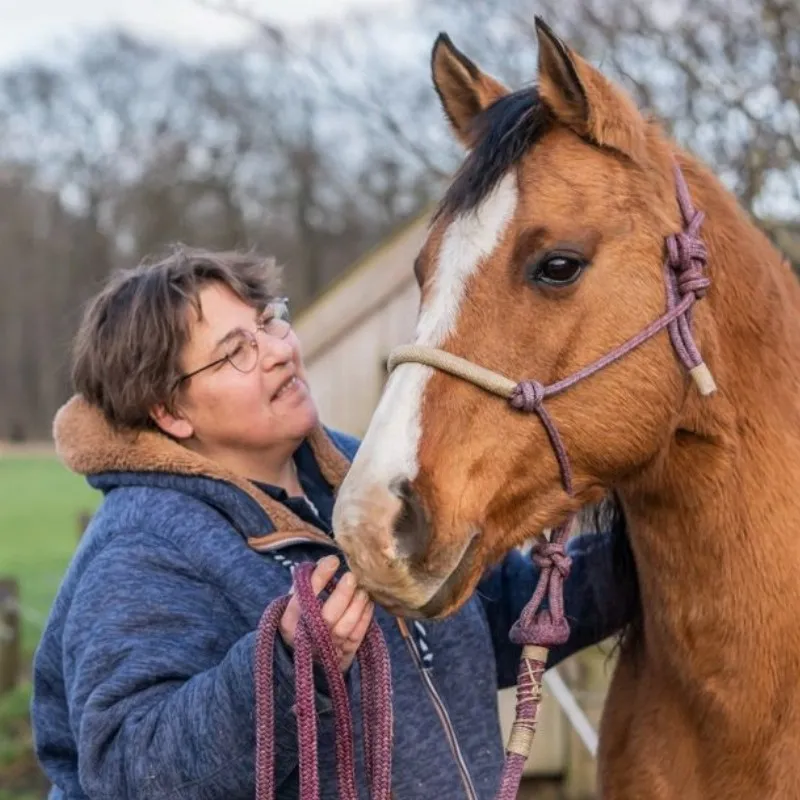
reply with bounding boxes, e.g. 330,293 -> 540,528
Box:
53,394 -> 353,551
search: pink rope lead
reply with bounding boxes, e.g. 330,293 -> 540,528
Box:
253,535 -> 568,800
254,561 -> 393,800
494,522 -> 573,800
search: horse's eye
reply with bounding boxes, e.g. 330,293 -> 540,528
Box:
528,253 -> 587,287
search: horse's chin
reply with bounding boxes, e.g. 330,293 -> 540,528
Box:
413,532 -> 483,619
360,530 -> 483,620
414,501 -> 608,620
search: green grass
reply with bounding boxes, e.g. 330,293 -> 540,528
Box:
0,454 -> 100,656
0,454 -> 99,797
0,679 -> 48,798
0,682 -> 32,764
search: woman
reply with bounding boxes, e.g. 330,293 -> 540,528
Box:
31,245 -> 630,799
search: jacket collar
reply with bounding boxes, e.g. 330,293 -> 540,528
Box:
53,395 -> 351,551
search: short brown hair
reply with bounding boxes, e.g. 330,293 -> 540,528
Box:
72,244 -> 282,429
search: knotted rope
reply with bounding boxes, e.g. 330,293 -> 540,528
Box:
494,523 -> 573,800
509,380 -> 574,494
664,162 -> 713,390
254,561 -> 393,800
253,532 -> 572,800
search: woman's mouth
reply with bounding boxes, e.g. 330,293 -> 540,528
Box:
272,376 -> 302,402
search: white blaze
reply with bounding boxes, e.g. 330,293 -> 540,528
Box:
334,172 -> 518,528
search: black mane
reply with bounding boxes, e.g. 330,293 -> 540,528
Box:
587,495 -> 643,659
436,87 -> 551,219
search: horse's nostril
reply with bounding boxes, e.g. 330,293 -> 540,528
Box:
389,478 -> 431,563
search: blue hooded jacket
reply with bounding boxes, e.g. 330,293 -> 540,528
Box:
31,396 -> 626,799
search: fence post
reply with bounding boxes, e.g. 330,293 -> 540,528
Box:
0,577 -> 20,695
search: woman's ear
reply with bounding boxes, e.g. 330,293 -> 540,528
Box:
150,403 -> 194,440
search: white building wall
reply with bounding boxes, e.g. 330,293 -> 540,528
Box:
295,217 -> 426,436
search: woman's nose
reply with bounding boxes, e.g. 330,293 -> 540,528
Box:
259,332 -> 295,370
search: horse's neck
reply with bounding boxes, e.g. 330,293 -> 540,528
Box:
622,154 -> 800,671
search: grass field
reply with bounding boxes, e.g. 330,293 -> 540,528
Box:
0,454 -> 100,656
0,453 -> 101,798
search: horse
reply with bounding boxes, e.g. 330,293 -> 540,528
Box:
331,16 -> 800,799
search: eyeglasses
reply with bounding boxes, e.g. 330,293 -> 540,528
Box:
175,297 -> 292,388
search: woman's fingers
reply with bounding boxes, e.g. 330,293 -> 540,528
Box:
279,555 -> 339,647
310,555 -> 340,593
331,589 -> 371,643
341,599 -> 375,652
337,599 -> 375,671
281,559 -> 375,671
320,570 -> 358,627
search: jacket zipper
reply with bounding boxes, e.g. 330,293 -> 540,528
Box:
397,619 -> 479,800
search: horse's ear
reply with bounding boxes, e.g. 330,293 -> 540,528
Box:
431,33 -> 509,148
534,17 -> 648,165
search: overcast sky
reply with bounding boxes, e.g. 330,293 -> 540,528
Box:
0,0 -> 406,65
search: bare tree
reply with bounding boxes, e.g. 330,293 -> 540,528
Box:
204,0 -> 798,264
0,23 -> 438,436
423,0 -> 800,264
1,0 -> 796,438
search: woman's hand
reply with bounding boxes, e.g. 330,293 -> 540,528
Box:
279,555 -> 375,672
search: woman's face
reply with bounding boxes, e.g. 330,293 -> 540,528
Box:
175,282 -> 319,455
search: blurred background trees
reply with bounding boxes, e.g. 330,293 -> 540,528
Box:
0,0 -> 797,439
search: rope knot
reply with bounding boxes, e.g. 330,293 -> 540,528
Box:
666,225 -> 710,300
507,527 -> 573,649
509,611 -> 571,648
530,540 -> 572,579
509,380 -> 545,413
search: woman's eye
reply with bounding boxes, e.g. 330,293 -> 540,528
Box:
226,343 -> 245,361
529,253 -> 587,287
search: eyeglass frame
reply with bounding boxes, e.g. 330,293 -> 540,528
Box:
173,297 -> 292,389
